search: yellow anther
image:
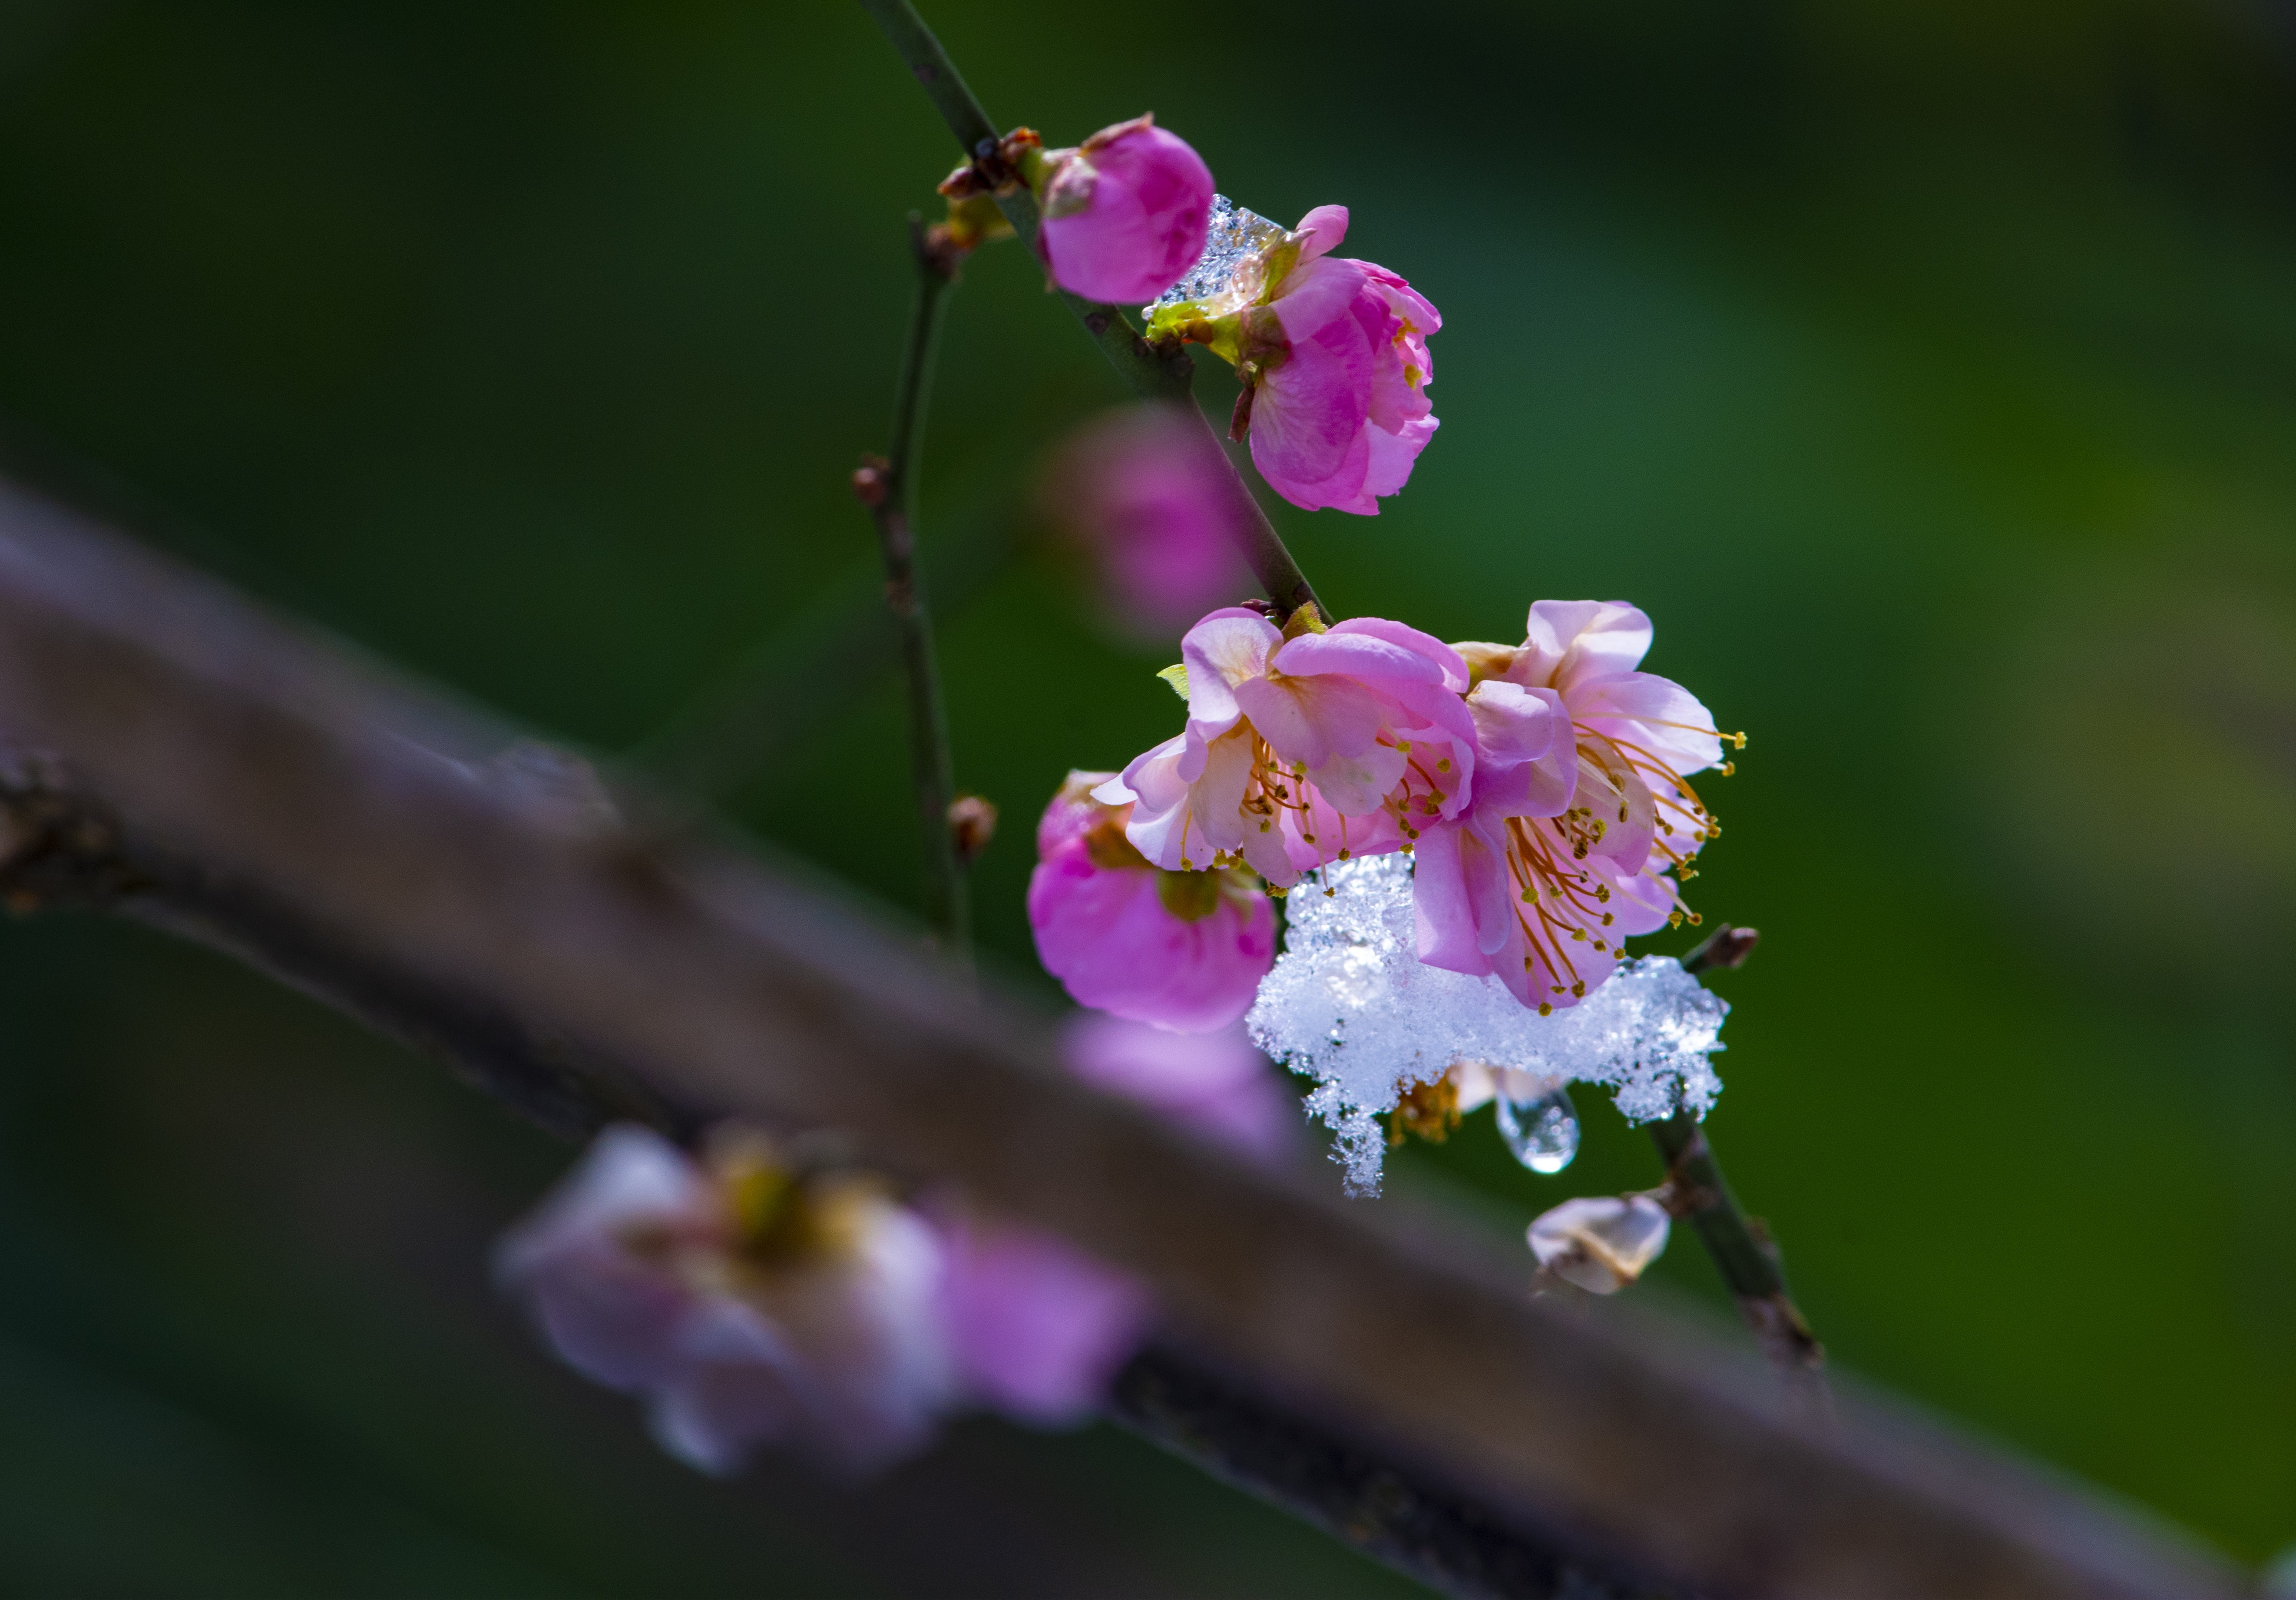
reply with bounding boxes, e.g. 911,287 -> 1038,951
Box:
1538,1002 -> 1553,1016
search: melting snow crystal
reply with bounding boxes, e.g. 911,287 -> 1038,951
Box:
1245,854 -> 1727,1195
1143,194 -> 1287,321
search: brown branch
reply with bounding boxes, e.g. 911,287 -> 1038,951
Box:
0,742 -> 1640,1600
0,474 -> 2240,1600
1669,925 -> 1828,1394
852,216 -> 969,959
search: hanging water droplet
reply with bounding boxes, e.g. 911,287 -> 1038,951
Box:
1495,1081 -> 1580,1174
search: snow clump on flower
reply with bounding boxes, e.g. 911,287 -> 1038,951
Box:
1247,853 -> 1725,1194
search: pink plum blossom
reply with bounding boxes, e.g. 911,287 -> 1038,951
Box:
1034,116 -> 1214,305
496,1125 -> 953,1474
930,1017 -> 1295,1422
1028,770 -> 1275,1032
1413,600 -> 1736,1013
934,1211 -> 1151,1425
1041,405 -> 1249,637
1098,608 -> 1479,889
1152,205 -> 1440,513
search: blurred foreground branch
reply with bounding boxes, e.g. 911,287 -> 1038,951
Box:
0,475 -> 2239,1600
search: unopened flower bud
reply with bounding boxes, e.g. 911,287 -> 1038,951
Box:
948,793 -> 997,864
1527,1194 -> 1671,1294
1034,115 -> 1214,305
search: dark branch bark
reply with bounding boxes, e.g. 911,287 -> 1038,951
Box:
0,475 -> 2239,1600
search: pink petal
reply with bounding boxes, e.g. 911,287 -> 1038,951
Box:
1518,600 -> 1654,689
1290,204 -> 1351,263
938,1218 -> 1152,1426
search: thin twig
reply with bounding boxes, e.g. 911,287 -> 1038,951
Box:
0,474 -> 2235,1600
1673,925 -> 1826,1391
627,503 -> 1013,814
856,0 -> 1319,619
855,218 -> 968,960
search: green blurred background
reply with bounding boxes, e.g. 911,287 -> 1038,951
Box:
1,0 -> 2293,1591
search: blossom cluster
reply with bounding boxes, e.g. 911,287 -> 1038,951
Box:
1034,599 -> 1734,1037
503,87 -> 1750,1480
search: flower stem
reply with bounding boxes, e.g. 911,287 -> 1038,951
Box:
856,0 -> 1320,620
860,218 -> 968,962
1671,926 -> 1826,1392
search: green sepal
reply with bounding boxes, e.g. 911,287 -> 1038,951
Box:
1155,867 -> 1223,922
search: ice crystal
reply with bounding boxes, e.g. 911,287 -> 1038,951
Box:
1143,194 -> 1287,320
1245,854 -> 1727,1195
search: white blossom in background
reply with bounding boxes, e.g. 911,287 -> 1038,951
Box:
1527,1196 -> 1672,1294
496,1126 -> 953,1475
1246,853 -> 1727,1194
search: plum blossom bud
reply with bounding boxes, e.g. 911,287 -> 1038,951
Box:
496,1126 -> 953,1474
1034,116 -> 1215,305
1028,770 -> 1275,1032
1527,1194 -> 1671,1294
947,793 -> 997,864
1039,405 -> 1249,637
